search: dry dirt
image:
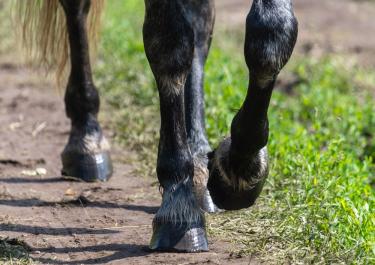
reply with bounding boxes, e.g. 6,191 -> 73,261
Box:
1,0 -> 374,265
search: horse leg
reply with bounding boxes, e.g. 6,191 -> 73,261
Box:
143,0 -> 208,252
184,0 -> 217,213
59,0 -> 113,182
208,0 -> 298,210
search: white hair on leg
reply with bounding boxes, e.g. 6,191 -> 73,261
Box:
158,74 -> 187,98
63,129 -> 110,155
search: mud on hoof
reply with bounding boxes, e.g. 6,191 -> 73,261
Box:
61,125 -> 113,182
193,155 -> 219,213
207,137 -> 269,210
150,178 -> 209,252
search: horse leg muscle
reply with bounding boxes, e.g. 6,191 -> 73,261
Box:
59,0 -> 113,182
208,0 -> 298,210
143,0 -> 209,252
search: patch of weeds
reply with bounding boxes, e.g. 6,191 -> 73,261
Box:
0,238 -> 32,265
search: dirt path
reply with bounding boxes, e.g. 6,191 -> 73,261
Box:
2,0 -> 374,264
216,0 -> 375,67
0,59 -> 252,264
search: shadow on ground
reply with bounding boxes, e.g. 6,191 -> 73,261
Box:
34,244 -> 150,265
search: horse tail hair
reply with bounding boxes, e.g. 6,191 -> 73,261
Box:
15,0 -> 105,88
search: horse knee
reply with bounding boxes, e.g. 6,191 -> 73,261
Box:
143,1 -> 194,96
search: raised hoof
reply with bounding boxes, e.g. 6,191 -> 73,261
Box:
61,152 -> 113,182
149,221 -> 209,252
207,138 -> 268,210
208,166 -> 266,210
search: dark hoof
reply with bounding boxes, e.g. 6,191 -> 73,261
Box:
208,167 -> 266,210
61,152 -> 113,182
207,138 -> 268,210
149,220 -> 208,252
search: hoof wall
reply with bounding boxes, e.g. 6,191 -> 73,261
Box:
207,159 -> 266,210
199,188 -> 220,213
61,152 -> 113,182
150,221 -> 208,253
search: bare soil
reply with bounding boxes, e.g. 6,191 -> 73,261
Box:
1,0 -> 374,264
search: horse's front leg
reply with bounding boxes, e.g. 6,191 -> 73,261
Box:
184,0 -> 217,213
208,0 -> 298,210
143,0 -> 208,252
59,0 -> 112,182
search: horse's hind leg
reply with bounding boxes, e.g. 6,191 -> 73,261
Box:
184,0 -> 217,213
143,0 -> 209,252
208,0 -> 298,210
59,0 -> 112,182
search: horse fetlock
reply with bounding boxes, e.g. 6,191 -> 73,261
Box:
61,116 -> 113,182
150,178 -> 208,252
207,137 -> 268,210
63,116 -> 110,155
154,178 -> 202,226
65,83 -> 100,122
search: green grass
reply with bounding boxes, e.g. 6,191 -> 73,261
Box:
0,239 -> 32,265
96,1 -> 374,264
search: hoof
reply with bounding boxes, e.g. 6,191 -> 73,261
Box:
197,187 -> 219,213
208,165 -> 266,210
150,177 -> 209,252
150,220 -> 208,252
61,152 -> 113,182
207,138 -> 268,210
